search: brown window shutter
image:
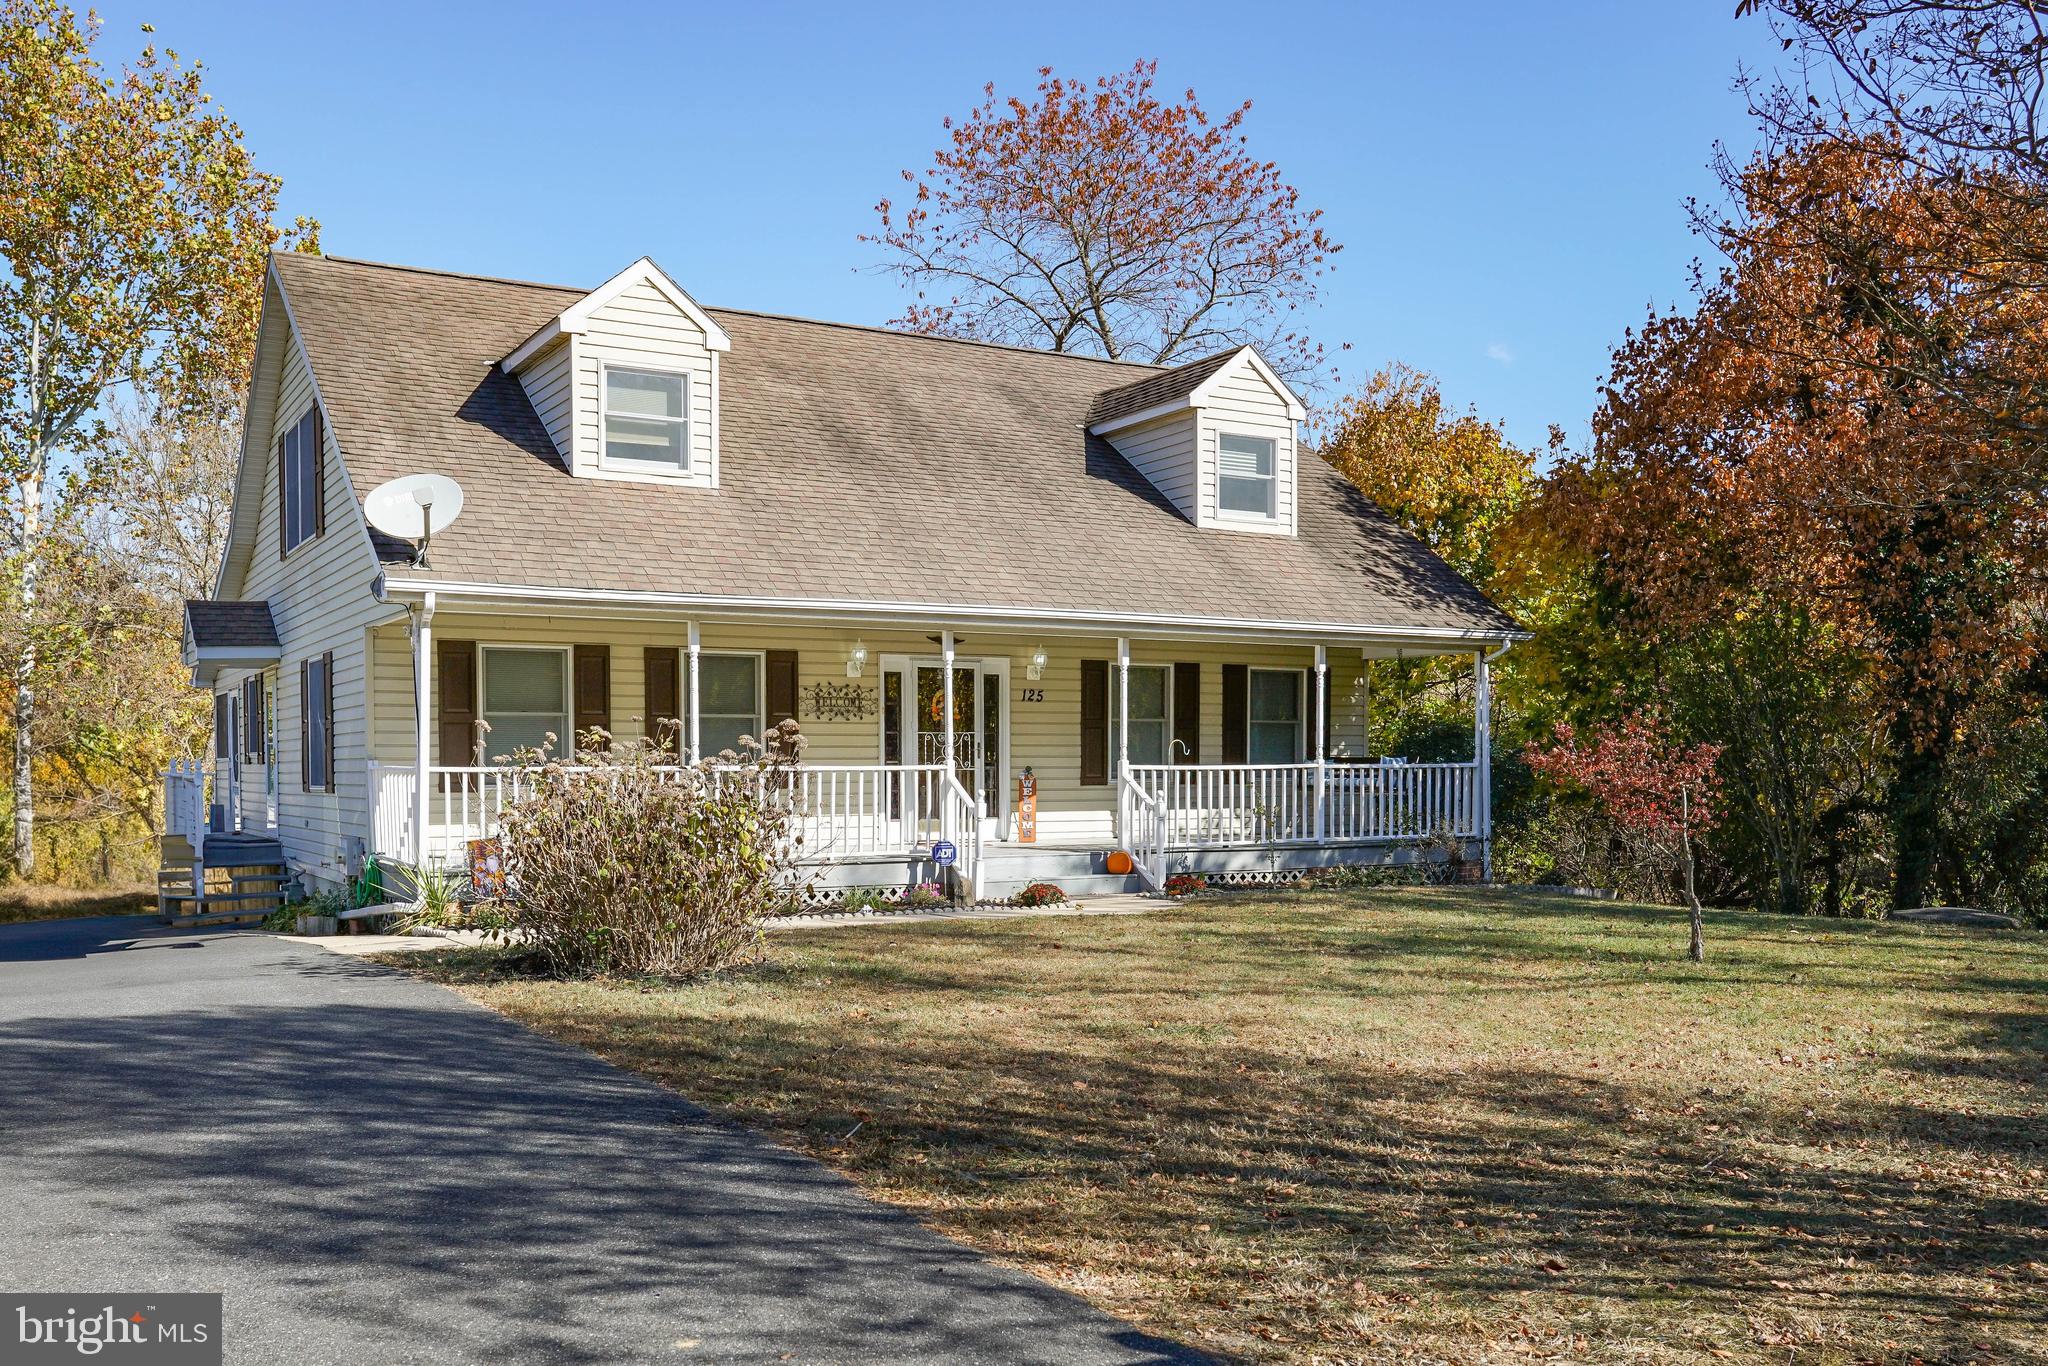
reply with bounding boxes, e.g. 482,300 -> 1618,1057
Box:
1172,663 -> 1200,764
644,647 -> 680,752
310,410 -> 327,537
437,639 -> 477,764
215,693 -> 233,760
1222,664 -> 1249,764
574,643 -> 611,750
321,651 -> 336,792
1079,659 -> 1109,786
299,660 -> 312,791
764,649 -> 799,730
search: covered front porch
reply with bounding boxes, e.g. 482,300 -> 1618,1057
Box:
363,590 -> 1505,898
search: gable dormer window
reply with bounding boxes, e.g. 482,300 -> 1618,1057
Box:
278,406 -> 323,555
602,365 -> 688,470
1217,432 -> 1277,521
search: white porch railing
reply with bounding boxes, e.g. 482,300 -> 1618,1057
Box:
369,761 -> 953,869
1118,771 -> 1168,891
937,771 -> 985,900
163,759 -> 209,852
1124,760 -> 1480,850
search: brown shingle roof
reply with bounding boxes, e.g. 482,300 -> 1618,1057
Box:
1086,348 -> 1240,427
185,599 -> 280,649
272,253 -> 1516,638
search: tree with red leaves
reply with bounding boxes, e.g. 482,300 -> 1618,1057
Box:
1526,718 -> 1723,962
866,61 -> 1340,383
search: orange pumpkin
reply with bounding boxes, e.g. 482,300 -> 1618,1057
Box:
1105,849 -> 1134,875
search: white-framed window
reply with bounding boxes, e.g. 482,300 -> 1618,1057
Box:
695,652 -> 762,758
301,652 -> 334,793
601,364 -> 689,470
1247,667 -> 1304,763
1217,432 -> 1277,520
279,406 -> 322,553
1111,664 -> 1171,771
480,645 -> 570,759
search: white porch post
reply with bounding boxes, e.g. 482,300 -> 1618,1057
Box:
685,620 -> 701,763
1475,648 -> 1493,881
1116,636 -> 1131,774
940,629 -> 957,847
412,590 -> 435,868
1313,644 -> 1328,843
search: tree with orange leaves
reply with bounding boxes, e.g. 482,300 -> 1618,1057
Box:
866,61 -> 1340,383
1552,135 -> 2045,911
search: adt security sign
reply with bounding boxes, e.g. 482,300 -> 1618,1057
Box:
931,840 -> 958,867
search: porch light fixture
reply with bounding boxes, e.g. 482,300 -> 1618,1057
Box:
845,639 -> 869,678
1026,644 -> 1048,681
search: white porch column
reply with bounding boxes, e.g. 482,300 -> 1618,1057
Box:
1475,648 -> 1493,881
1313,644 -> 1328,842
940,630 -> 957,843
1116,637 -> 1131,776
685,620 -> 701,763
412,590 -> 436,868
937,630 -> 954,778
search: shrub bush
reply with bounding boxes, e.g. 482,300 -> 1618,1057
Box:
1015,881 -> 1067,906
496,721 -> 809,976
1163,872 -> 1207,897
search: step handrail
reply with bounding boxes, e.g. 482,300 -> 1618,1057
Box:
1118,769 -> 1168,892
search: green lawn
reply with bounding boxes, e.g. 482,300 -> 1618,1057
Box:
0,883 -> 154,924
400,889 -> 2047,1363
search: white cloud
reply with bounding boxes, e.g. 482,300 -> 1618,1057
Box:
1485,342 -> 1515,366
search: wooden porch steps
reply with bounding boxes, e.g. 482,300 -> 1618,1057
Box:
156,833 -> 288,926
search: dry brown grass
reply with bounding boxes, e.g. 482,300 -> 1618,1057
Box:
0,883 -> 153,924
399,888 -> 2047,1363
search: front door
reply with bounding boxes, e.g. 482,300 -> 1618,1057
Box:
886,657 -> 1007,837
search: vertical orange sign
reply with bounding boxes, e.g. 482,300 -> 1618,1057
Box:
1017,768 -> 1038,843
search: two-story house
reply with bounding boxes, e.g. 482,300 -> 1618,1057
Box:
166,251 -> 1522,913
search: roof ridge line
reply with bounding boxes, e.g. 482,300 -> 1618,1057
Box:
278,251 -> 1170,378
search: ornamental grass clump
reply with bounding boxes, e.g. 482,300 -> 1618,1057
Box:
497,720 -> 809,977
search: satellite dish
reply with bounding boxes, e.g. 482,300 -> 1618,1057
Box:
364,473 -> 464,568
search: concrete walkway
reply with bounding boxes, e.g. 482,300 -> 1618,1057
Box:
0,914 -> 1201,1363
307,893 -> 1170,956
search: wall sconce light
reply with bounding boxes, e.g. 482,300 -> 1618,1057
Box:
845,639 -> 869,678
1026,644 -> 1048,681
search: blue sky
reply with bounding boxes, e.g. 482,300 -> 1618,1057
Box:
89,1 -> 1781,452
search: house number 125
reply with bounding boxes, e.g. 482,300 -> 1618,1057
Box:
1020,688 -> 1046,703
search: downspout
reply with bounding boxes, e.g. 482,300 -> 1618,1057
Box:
413,590 -> 436,872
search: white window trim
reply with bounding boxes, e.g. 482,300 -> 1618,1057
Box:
1112,662 -> 1174,775
281,407 -> 320,558
694,649 -> 765,756
1246,666 -> 1306,763
598,362 -> 691,476
478,643 -> 573,763
1216,430 -> 1279,524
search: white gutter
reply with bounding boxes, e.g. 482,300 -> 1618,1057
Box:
377,576 -> 1530,650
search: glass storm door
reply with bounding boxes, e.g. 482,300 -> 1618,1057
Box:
893,661 -> 1004,834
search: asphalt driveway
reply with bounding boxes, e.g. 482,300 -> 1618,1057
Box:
0,916 -> 1199,1364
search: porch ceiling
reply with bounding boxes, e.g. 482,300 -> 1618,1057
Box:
379,578 -> 1522,656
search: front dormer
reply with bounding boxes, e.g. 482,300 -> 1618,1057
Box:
1088,346 -> 1306,536
500,257 -> 730,489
